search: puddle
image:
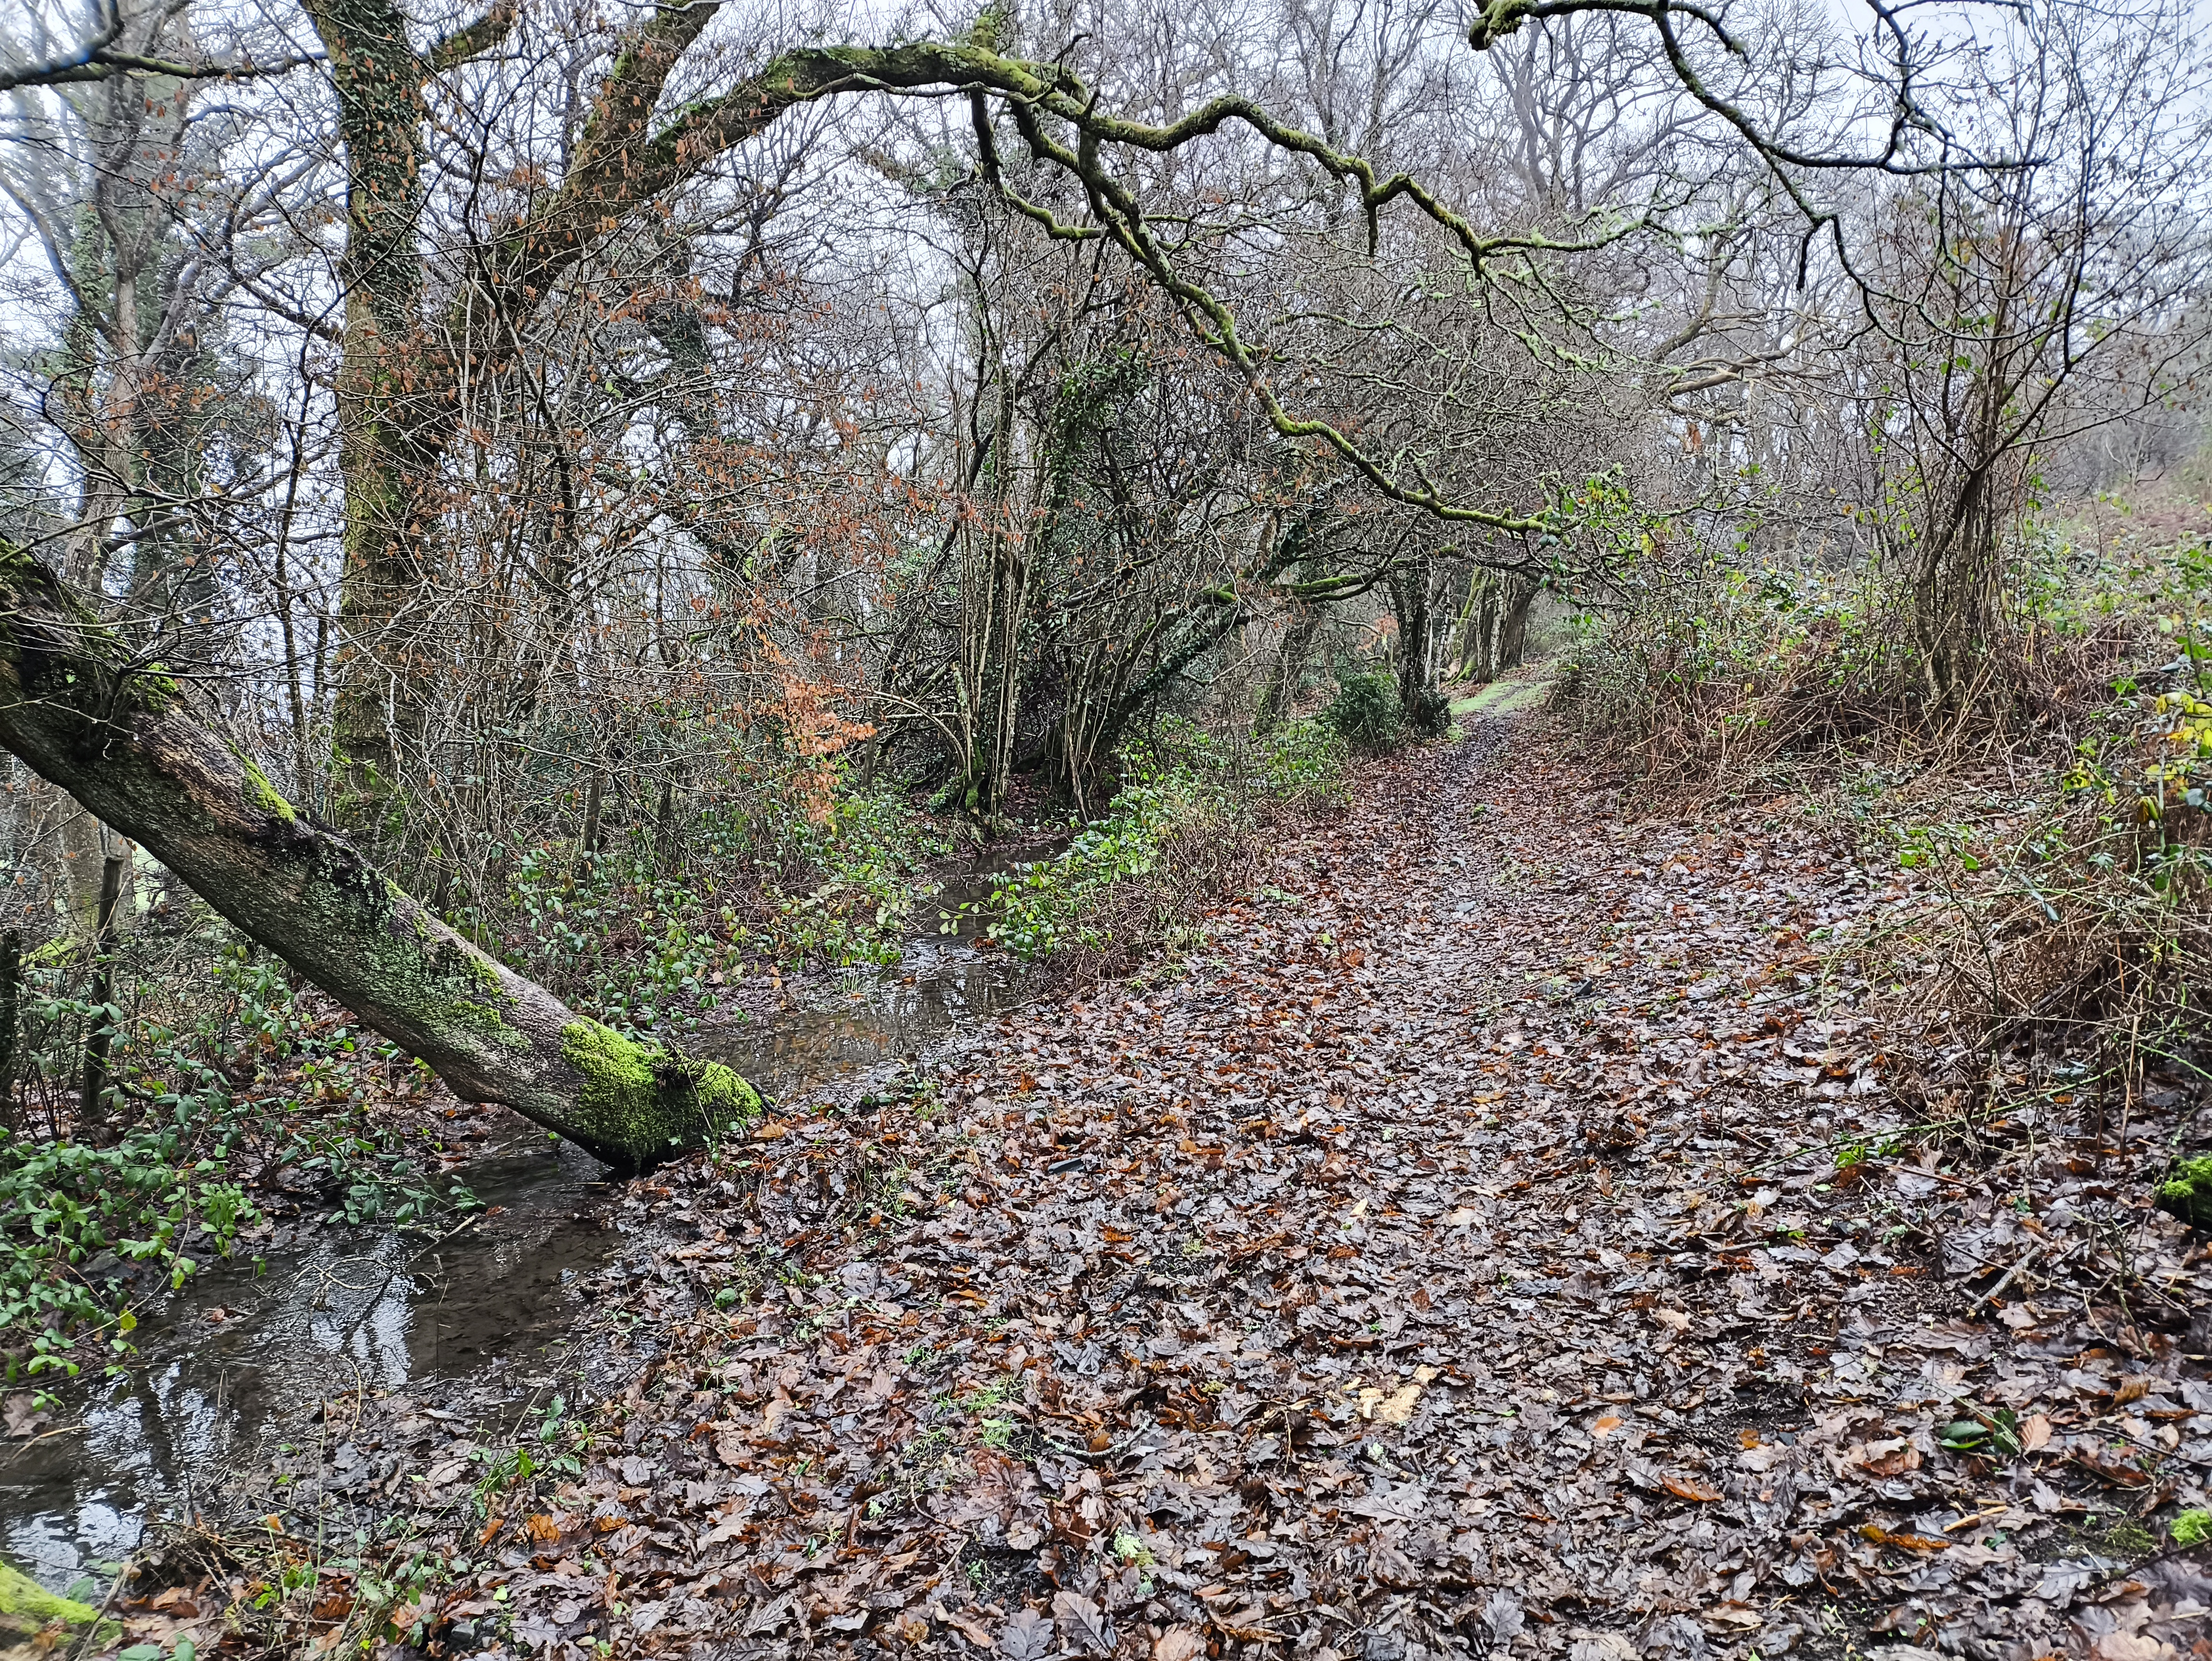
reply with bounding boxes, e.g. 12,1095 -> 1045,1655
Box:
0,851 -> 1051,1591
695,853 -> 1039,1097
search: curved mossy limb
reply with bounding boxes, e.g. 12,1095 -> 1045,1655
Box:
559,1020 -> 763,1170
2156,1155 -> 2212,1229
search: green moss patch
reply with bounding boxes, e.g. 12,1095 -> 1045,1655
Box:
1450,678 -> 1554,719
0,1560 -> 100,1638
691,1060 -> 763,1134
2156,1155 -> 2212,1228
241,758 -> 298,823
559,1020 -> 761,1168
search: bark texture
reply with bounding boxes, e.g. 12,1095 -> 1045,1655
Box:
0,541 -> 756,1169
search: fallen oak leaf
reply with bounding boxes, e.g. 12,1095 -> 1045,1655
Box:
934,1606 -> 995,1650
2068,1446 -> 2155,1487
1000,1606 -> 1054,1661
1662,1475 -> 1723,1503
1051,1591 -> 1117,1656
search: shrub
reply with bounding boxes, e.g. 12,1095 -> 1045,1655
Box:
1403,684 -> 1451,739
1258,717 -> 1350,802
969,716 -> 1349,964
1323,670 -> 1404,753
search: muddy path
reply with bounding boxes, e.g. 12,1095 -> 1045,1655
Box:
101,709 -> 2212,1658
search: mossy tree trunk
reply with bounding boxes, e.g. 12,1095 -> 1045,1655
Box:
0,540 -> 757,1170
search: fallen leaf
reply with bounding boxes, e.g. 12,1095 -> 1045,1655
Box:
938,1607 -> 995,1650
0,1395 -> 50,1438
1358,1382 -> 1422,1424
1662,1474 -> 1723,1502
1860,1524 -> 1950,1552
1051,1592 -> 1116,1656
2021,1413 -> 2053,1451
1154,1629 -> 1207,1661
1000,1607 -> 1054,1661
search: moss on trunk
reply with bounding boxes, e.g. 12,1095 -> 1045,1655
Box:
562,1021 -> 763,1164
0,539 -> 756,1170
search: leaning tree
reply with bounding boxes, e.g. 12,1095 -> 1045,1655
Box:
0,0 -> 1998,1162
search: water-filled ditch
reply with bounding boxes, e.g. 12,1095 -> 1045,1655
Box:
0,854 -> 1049,1592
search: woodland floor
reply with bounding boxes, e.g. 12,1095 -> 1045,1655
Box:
118,701 -> 2212,1661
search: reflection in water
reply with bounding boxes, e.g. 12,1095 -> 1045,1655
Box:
1,1143 -> 610,1588
697,934 -> 1028,1096
0,868 -> 1042,1591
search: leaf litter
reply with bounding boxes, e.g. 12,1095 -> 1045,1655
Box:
101,720 -> 2212,1659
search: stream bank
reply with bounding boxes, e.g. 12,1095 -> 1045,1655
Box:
0,856 -> 1048,1597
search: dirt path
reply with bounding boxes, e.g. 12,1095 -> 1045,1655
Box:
143,709 -> 2212,1660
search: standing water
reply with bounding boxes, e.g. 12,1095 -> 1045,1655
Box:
0,855 -> 1045,1592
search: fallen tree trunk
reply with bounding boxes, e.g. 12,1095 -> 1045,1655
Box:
0,542 -> 757,1169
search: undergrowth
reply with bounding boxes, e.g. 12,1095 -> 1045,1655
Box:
1559,503 -> 2212,1203
0,939 -> 469,1395
970,716 -> 1349,964
465,784 -> 958,1036
1556,526 -> 2127,787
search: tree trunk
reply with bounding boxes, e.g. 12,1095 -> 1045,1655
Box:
1390,560 -> 1448,737
304,0 -> 457,828
1255,602 -> 1323,735
579,767 -> 605,868
0,930 -> 19,1134
0,541 -> 758,1170
79,846 -> 125,1143
1497,578 -> 1538,673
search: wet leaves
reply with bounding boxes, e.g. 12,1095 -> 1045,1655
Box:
112,727 -> 2212,1660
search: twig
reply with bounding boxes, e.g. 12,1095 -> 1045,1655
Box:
0,1421 -> 88,1455
1965,1242 -> 2044,1317
69,1557 -> 129,1661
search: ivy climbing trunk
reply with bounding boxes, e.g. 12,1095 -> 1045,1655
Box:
0,541 -> 758,1170
303,0 -> 453,828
